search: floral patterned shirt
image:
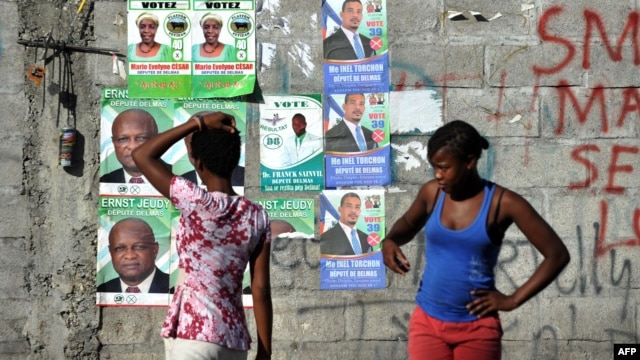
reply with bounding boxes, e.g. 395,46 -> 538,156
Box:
161,176 -> 270,350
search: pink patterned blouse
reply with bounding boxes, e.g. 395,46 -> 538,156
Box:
161,176 -> 270,350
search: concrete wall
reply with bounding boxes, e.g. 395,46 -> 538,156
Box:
1,0 -> 639,359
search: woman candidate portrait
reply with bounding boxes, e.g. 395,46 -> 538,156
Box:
192,12 -> 236,62
128,12 -> 173,62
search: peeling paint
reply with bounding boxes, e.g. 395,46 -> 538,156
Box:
391,141 -> 428,171
521,4 -> 535,11
257,0 -> 291,34
287,42 -> 314,77
387,186 -> 408,193
509,114 -> 523,123
260,42 -> 277,71
390,90 -> 442,134
276,232 -> 315,239
260,0 -> 280,12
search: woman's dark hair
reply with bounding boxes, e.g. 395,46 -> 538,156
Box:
427,120 -> 489,161
191,128 -> 241,178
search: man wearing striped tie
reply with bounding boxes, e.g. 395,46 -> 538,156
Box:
321,192 -> 372,256
325,93 -> 378,153
323,0 -> 376,61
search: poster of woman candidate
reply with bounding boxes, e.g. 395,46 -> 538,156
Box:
191,0 -> 257,98
322,0 -> 389,95
259,95 -> 324,193
127,1 -> 192,98
319,189 -> 385,290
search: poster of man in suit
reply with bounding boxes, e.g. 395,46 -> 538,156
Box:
319,189 -> 385,290
322,0 -> 389,94
96,197 -> 178,306
99,88 -> 175,197
324,93 -> 391,187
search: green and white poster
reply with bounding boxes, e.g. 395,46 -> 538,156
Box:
191,0 -> 257,97
99,88 -> 176,197
173,98 -> 247,194
242,198 -> 315,306
126,1 -> 256,98
127,1 -> 192,98
259,95 -> 324,192
97,196 -> 179,306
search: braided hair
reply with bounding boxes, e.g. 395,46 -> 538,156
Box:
190,128 -> 241,178
427,120 -> 489,161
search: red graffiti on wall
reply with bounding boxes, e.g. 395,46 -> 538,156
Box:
597,200 -> 640,257
394,8 -> 640,257
569,144 -> 639,194
534,7 -> 640,75
532,7 -> 640,256
533,7 -> 640,135
551,83 -> 640,135
569,144 -> 640,257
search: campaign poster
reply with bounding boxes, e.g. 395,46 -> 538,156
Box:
173,98 -> 247,194
255,198 -> 316,239
259,95 -> 324,192
100,88 -> 177,197
324,92 -> 390,187
191,0 -> 256,97
243,198 -> 315,306
322,0 -> 389,94
97,196 -> 179,306
319,189 -> 385,290
127,1 -> 192,98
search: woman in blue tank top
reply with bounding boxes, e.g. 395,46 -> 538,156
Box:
382,120 -> 570,360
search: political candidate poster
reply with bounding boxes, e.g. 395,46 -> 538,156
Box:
259,95 -> 324,192
100,88 -> 176,197
324,92 -> 391,187
322,0 -> 389,95
319,189 -> 385,290
97,196 -> 179,306
127,0 -> 256,98
127,1 -> 192,98
243,198 -> 315,306
191,0 -> 257,97
173,98 -> 247,194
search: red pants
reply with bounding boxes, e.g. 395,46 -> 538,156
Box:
408,306 -> 502,360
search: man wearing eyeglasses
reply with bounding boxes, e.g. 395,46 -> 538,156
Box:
100,108 -> 168,184
97,217 -> 172,294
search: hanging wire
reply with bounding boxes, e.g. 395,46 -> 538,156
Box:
64,49 -> 77,129
18,0 -> 124,125
40,32 -> 52,112
55,48 -> 63,128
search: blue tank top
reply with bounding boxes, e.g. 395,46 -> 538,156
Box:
416,181 -> 501,322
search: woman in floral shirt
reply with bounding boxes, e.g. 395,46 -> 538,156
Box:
132,111 -> 272,360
